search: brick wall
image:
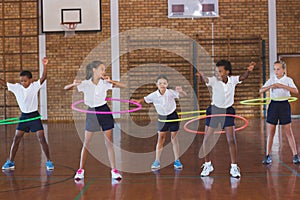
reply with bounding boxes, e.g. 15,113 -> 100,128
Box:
1,0 -> 299,121
277,0 -> 300,54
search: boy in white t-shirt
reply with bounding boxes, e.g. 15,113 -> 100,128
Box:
0,58 -> 54,171
196,60 -> 255,178
260,60 -> 300,164
134,75 -> 187,170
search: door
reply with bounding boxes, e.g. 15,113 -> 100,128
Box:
281,56 -> 300,116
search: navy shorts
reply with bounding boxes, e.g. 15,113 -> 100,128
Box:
16,111 -> 43,132
267,100 -> 291,125
205,105 -> 235,128
158,111 -> 179,132
86,104 -> 115,132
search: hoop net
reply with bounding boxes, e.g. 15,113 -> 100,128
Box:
61,23 -> 78,37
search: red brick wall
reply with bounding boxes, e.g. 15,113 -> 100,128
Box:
1,0 -> 299,121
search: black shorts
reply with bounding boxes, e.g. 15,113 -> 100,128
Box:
158,111 -> 179,132
16,111 -> 43,132
86,104 -> 115,132
267,100 -> 291,125
205,105 -> 235,128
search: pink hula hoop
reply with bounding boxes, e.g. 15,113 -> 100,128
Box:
183,114 -> 249,134
71,98 -> 142,114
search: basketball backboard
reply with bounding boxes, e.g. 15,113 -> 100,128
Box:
41,0 -> 102,33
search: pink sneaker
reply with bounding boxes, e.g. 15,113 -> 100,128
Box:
111,169 -> 122,179
74,169 -> 85,180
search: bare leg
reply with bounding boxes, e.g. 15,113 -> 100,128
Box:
155,132 -> 167,162
171,131 -> 179,161
36,130 -> 51,160
266,123 -> 276,156
224,126 -> 237,164
203,126 -> 215,162
9,130 -> 26,161
79,131 -> 94,169
104,129 -> 116,169
282,123 -> 298,155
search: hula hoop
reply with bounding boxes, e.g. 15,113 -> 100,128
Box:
71,98 -> 142,114
183,114 -> 249,134
0,117 -> 19,123
240,97 -> 298,106
0,116 -> 42,125
158,110 -> 206,122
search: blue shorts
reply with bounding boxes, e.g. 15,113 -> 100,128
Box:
267,100 -> 291,125
205,105 -> 235,128
86,104 -> 115,132
158,111 -> 179,132
16,111 -> 43,132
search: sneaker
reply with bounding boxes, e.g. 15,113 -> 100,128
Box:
174,159 -> 183,169
293,155 -> 300,164
111,169 -> 122,179
200,162 -> 214,177
111,178 -> 122,186
262,155 -> 272,165
46,160 -> 54,170
74,169 -> 85,180
230,165 -> 241,178
2,160 -> 15,170
151,160 -> 160,170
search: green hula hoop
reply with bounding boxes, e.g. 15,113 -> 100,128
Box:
240,97 -> 298,106
0,117 -> 20,123
158,110 -> 206,122
0,116 -> 42,125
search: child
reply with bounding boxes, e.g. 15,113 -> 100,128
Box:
0,58 -> 54,171
64,61 -> 126,180
260,60 -> 300,164
196,60 -> 255,178
134,75 -> 187,170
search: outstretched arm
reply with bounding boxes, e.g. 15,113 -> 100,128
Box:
239,62 -> 256,82
131,98 -> 145,104
195,71 -> 209,84
40,57 -> 48,85
64,80 -> 82,90
103,76 -> 127,88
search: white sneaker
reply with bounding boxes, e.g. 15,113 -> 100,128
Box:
111,169 -> 122,179
74,169 -> 85,180
230,165 -> 241,178
200,162 -> 214,176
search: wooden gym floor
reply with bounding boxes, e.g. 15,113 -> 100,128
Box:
0,117 -> 300,200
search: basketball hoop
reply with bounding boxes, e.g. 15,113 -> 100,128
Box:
61,23 -> 78,37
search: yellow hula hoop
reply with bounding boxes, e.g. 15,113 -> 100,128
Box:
240,97 -> 298,106
158,110 -> 206,122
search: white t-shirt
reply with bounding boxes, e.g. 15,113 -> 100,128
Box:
206,76 -> 241,108
77,79 -> 113,107
7,80 -> 42,113
263,75 -> 296,99
144,89 -> 179,116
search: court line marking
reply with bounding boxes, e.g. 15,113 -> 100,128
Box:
74,179 -> 95,200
